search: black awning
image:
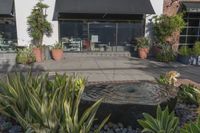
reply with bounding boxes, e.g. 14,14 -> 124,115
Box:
0,0 -> 14,16
182,2 -> 200,13
53,0 -> 155,20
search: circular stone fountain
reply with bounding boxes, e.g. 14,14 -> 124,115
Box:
81,81 -> 178,127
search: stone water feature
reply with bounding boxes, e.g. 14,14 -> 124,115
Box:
81,81 -> 178,128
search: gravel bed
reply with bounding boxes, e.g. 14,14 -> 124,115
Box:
0,102 -> 198,133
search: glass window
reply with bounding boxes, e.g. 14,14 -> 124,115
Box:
188,28 -> 199,35
117,22 -> 143,52
187,36 -> 197,44
0,18 -> 17,52
59,21 -> 88,51
180,36 -> 186,44
59,20 -> 144,52
180,13 -> 200,46
188,19 -> 199,27
89,23 -> 116,52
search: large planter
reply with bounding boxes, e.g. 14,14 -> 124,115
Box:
193,56 -> 200,65
51,49 -> 63,61
32,47 -> 43,62
138,48 -> 149,59
152,46 -> 162,57
177,55 -> 195,65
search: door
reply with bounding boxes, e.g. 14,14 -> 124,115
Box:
89,22 -> 117,52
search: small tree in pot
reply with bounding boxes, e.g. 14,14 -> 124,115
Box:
136,37 -> 150,59
27,0 -> 52,62
51,42 -> 64,61
152,14 -> 185,55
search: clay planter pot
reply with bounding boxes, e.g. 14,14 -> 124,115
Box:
33,47 -> 43,62
138,48 -> 149,59
52,49 -> 63,61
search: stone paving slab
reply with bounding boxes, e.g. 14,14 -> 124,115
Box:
0,56 -> 199,84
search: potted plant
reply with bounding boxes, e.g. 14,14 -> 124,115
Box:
136,37 -> 150,59
51,42 -> 64,61
153,14 -> 185,53
177,46 -> 193,65
156,44 -> 176,63
27,1 -> 52,62
16,47 -> 36,65
193,41 -> 200,65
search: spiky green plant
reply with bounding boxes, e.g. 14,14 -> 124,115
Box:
180,116 -> 200,133
178,84 -> 200,105
0,73 -> 109,133
138,106 -> 179,133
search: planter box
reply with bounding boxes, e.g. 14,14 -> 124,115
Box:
177,55 -> 193,65
177,55 -> 200,65
193,56 -> 200,66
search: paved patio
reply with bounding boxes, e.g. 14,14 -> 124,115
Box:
35,56 -> 200,83
0,56 -> 199,84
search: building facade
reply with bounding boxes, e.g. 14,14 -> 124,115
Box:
1,0 -> 199,52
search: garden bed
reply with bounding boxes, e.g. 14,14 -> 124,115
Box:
0,101 -> 198,133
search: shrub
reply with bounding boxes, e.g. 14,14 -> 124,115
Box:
156,75 -> 169,85
136,37 -> 150,49
178,84 -> 200,105
153,14 -> 185,43
156,45 -> 176,62
180,116 -> 200,133
52,42 -> 63,49
0,73 -> 109,133
179,46 -> 192,56
138,105 -> 179,133
16,47 -> 35,64
193,41 -> 200,56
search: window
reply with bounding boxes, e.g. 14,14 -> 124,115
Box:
59,20 -> 144,52
180,13 -> 200,46
0,18 -> 17,52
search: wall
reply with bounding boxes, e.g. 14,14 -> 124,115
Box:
14,0 -> 58,46
145,0 -> 164,38
14,0 -> 164,46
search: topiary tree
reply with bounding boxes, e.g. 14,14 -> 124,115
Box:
27,0 -> 52,47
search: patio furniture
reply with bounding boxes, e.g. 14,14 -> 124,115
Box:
62,38 -> 82,51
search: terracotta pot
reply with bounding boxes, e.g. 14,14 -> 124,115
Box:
52,49 -> 63,61
33,48 -> 43,62
138,48 -> 148,59
144,48 -> 149,54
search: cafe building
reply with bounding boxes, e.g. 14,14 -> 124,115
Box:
0,0 -> 165,52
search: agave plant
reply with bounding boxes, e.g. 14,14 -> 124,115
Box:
178,84 -> 200,105
138,105 -> 179,133
180,116 -> 200,133
0,72 -> 109,133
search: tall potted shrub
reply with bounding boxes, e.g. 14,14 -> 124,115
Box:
27,0 -> 52,62
153,14 -> 185,55
51,42 -> 64,61
136,37 -> 150,59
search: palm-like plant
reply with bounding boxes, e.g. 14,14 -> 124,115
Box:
138,105 -> 179,133
0,73 -> 109,133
